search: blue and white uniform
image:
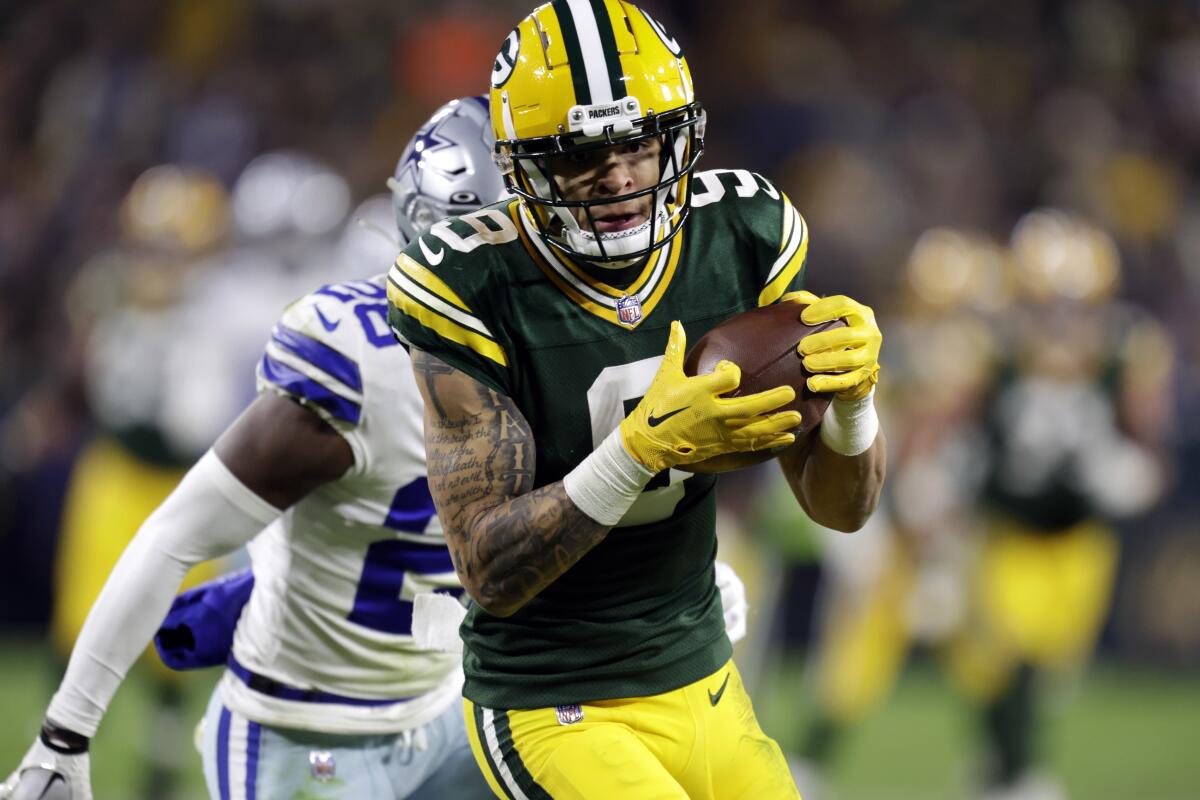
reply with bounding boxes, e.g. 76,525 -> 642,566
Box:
198,275 -> 486,799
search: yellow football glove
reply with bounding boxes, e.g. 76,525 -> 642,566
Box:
783,291 -> 882,401
621,321 -> 802,473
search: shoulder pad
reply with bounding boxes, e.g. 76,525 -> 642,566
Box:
257,280 -> 393,426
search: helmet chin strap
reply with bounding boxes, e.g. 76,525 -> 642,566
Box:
562,206 -> 669,268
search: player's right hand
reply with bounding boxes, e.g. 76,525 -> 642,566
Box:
621,321 -> 801,473
1,734 -> 92,800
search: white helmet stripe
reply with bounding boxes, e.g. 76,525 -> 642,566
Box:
564,0 -> 615,104
500,91 -> 517,140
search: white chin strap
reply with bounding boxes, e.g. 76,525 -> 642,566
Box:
562,206 -> 668,267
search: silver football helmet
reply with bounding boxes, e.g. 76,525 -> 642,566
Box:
388,96 -> 508,245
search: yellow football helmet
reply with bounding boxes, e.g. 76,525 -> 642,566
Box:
1009,208 -> 1120,304
905,227 -> 1015,315
119,164 -> 229,254
489,0 -> 704,263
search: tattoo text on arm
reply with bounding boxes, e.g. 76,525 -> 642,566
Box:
413,350 -> 609,615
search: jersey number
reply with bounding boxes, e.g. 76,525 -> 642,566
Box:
690,169 -> 777,208
315,281 -> 397,349
426,208 -> 519,253
347,478 -> 460,635
586,357 -> 692,526
347,540 -> 461,635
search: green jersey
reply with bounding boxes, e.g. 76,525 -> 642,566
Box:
388,168 -> 808,709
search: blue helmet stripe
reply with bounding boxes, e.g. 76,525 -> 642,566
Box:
270,324 -> 363,393
260,354 -> 362,424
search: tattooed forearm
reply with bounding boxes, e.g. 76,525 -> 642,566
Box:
460,483 -> 608,615
413,350 -> 610,616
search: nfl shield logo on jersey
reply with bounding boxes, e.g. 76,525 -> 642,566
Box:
555,704 -> 585,725
616,294 -> 643,327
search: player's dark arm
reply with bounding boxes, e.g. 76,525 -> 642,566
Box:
778,425 -> 886,532
6,391 -> 355,786
776,291 -> 887,532
411,348 -> 610,617
215,391 -> 355,508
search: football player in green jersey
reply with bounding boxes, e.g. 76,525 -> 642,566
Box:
388,2 -> 885,798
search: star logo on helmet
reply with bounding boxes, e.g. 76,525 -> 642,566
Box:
397,123 -> 457,190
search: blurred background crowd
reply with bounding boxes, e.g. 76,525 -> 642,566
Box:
1,0 -> 1197,798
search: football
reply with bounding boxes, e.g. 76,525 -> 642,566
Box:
679,302 -> 846,474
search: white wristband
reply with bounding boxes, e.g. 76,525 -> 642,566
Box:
818,388 -> 880,457
563,428 -> 656,527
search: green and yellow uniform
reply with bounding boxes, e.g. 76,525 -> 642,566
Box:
390,170 -> 806,798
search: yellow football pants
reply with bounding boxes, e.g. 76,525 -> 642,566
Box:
52,436 -> 218,679
810,516 -> 1118,720
814,543 -> 914,723
465,659 -> 799,799
947,517 -> 1118,702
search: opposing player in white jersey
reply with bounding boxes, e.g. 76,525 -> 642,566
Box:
2,95 -> 750,800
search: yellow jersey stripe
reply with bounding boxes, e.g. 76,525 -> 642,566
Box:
390,269 -> 497,339
394,254 -> 473,314
512,202 -> 668,303
508,202 -> 684,329
387,280 -> 509,367
510,204 -> 618,318
777,195 -> 796,257
552,233 -> 667,300
759,207 -> 808,306
637,231 -> 684,318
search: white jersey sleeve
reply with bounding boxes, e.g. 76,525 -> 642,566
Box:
230,275 -> 463,735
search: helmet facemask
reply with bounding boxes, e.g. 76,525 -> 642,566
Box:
496,103 -> 705,266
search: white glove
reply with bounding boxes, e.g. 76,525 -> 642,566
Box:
714,560 -> 748,644
0,736 -> 91,800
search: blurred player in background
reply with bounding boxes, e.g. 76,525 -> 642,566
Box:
178,149 -> 356,440
789,228 -> 1010,797
389,2 -> 884,797
792,214 -> 1173,800
955,210 -> 1172,799
43,151 -> 354,800
50,165 -> 234,800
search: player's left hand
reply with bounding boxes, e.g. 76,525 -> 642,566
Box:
1,733 -> 92,800
784,291 -> 882,401
714,560 -> 748,644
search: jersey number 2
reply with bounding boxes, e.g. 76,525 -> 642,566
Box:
346,478 -> 460,635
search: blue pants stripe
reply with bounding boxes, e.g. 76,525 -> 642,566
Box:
245,720 -> 261,800
216,705 -> 232,800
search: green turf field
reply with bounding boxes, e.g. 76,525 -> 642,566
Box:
755,655 -> 1200,800
0,637 -> 217,799
1,638 -> 1196,799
